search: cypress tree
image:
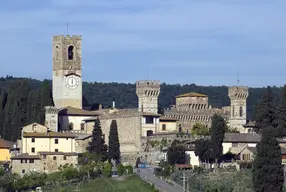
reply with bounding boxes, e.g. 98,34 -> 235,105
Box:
276,85 -> 286,137
87,118 -> 107,162
2,91 -> 15,140
252,126 -> 284,192
108,120 -> 120,163
254,86 -> 276,133
38,80 -> 54,124
210,114 -> 227,165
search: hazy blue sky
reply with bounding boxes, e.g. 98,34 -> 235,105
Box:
0,0 -> 285,87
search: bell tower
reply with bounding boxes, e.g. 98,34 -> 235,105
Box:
228,86 -> 249,131
136,80 -> 160,114
52,35 -> 82,109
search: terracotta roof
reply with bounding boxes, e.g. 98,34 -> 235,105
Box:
159,116 -> 177,121
59,106 -> 102,116
243,146 -> 286,155
0,139 -> 14,149
176,92 -> 208,98
38,152 -> 78,156
243,121 -> 257,128
224,133 -> 286,143
11,153 -> 41,160
23,131 -> 76,138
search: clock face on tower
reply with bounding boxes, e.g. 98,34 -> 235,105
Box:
65,75 -> 80,90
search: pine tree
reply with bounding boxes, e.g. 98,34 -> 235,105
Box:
276,85 -> 286,137
254,86 -> 276,133
210,114 -> 227,165
87,118 -> 107,162
252,126 -> 284,192
108,120 -> 120,163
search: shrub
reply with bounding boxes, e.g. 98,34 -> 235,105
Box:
102,162 -> 112,177
125,165 -> 133,175
117,163 -> 125,176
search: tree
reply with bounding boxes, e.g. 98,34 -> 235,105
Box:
167,140 -> 186,165
194,139 -> 214,165
191,123 -> 210,136
86,118 -> 108,162
252,126 -> 284,192
275,85 -> 286,137
254,86 -> 276,133
108,120 -> 120,163
210,114 -> 227,165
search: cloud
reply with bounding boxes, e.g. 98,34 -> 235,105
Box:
0,0 -> 285,87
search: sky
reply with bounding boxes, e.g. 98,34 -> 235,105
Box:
0,0 -> 285,87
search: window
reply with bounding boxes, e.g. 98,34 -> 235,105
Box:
43,155 -> 46,159
22,169 -> 25,174
21,159 -> 23,163
68,45 -> 74,60
242,154 -> 251,161
232,106 -> 235,117
162,124 -> 166,131
31,147 -> 35,153
55,139 -> 58,144
145,116 -> 154,124
55,149 -> 58,152
63,156 -> 67,160
81,123 -> 85,130
31,138 -> 35,143
30,159 -> 34,163
53,156 -> 57,160
239,106 -> 243,117
146,130 -> 153,136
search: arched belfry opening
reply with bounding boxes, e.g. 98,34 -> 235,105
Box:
239,106 -> 243,117
68,45 -> 74,60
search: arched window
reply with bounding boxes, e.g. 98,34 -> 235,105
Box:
68,45 -> 74,60
239,106 -> 243,117
146,130 -> 153,136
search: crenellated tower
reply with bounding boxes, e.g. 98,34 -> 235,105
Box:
44,106 -> 61,132
52,35 -> 82,109
228,86 -> 249,131
136,80 -> 160,114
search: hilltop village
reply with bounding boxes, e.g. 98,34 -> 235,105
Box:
0,34 -> 269,176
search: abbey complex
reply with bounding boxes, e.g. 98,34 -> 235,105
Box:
3,34 -> 253,175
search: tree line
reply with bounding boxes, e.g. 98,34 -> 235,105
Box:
0,76 -> 284,141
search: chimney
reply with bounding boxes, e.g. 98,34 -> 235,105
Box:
112,100 -> 115,108
99,104 -> 102,110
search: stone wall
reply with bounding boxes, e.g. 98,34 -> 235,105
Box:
41,154 -> 78,174
75,137 -> 92,153
11,159 -> 43,176
99,115 -> 142,154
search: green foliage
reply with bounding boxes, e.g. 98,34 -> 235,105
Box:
0,167 -> 4,176
167,140 -> 186,165
252,126 -> 284,192
125,165 -> 133,175
149,140 -> 160,148
14,172 -> 47,191
254,86 -> 276,133
59,164 -> 80,180
154,161 -> 172,178
116,163 -> 125,176
210,114 -> 227,163
276,85 -> 286,137
194,139 -> 214,164
191,123 -> 210,136
102,162 -> 112,177
87,118 -> 108,162
160,138 -> 168,147
108,120 -> 120,163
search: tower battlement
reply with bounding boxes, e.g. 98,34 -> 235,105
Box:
136,80 -> 160,113
228,86 -> 249,100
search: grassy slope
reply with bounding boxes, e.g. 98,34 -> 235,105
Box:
45,175 -> 157,192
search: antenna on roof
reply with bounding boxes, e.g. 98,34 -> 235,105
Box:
66,23 -> 69,35
236,72 -> 239,86
148,68 -> 150,80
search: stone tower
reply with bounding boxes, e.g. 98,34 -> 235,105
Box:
136,80 -> 160,114
52,35 -> 82,109
228,86 -> 249,131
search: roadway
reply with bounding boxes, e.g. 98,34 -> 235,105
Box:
136,167 -> 183,192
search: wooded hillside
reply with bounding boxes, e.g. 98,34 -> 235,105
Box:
0,76 -> 282,141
